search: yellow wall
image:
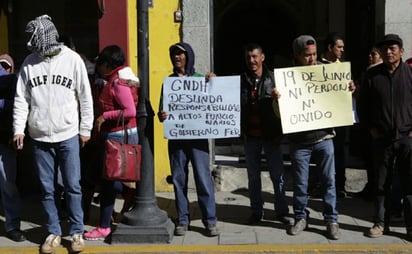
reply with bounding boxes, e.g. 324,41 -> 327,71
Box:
128,0 -> 180,191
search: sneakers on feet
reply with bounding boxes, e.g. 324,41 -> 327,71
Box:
174,224 -> 188,236
40,234 -> 61,254
71,234 -> 85,252
366,224 -> 384,238
84,227 -> 111,240
287,218 -> 308,236
326,222 -> 340,240
206,224 -> 219,237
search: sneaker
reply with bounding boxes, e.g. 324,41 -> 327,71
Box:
326,222 -> 340,240
287,218 -> 308,235
84,227 -> 111,240
206,224 -> 219,237
40,234 -> 61,254
71,234 -> 85,252
366,224 -> 384,238
174,224 -> 188,236
247,213 -> 263,225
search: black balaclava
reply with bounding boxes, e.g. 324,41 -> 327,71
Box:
26,15 -> 62,57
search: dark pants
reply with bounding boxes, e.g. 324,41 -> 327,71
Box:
372,136 -> 412,229
333,127 -> 346,191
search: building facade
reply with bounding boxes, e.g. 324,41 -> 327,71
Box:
0,0 -> 411,191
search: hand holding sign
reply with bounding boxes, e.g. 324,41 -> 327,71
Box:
274,62 -> 353,134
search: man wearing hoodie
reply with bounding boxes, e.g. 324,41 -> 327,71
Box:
13,15 -> 93,253
157,42 -> 219,237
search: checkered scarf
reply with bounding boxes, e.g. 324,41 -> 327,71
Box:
26,15 -> 62,57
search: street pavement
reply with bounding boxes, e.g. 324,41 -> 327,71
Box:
1,156 -> 412,253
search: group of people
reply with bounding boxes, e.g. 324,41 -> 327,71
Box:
239,32 -> 412,242
1,13 -> 412,253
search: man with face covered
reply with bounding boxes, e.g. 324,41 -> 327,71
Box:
13,15 -> 93,253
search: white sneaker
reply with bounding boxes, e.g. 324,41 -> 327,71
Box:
71,233 -> 85,252
40,234 -> 61,254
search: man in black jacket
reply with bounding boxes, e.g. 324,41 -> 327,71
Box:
358,34 -> 412,240
240,43 -> 290,225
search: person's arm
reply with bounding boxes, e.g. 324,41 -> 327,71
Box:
76,59 -> 94,146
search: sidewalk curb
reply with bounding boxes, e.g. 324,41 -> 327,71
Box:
2,244 -> 412,254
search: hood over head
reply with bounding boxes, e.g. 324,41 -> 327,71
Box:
25,14 -> 62,57
169,42 -> 195,76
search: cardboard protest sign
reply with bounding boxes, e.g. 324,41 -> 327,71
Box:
274,62 -> 353,134
162,76 -> 241,139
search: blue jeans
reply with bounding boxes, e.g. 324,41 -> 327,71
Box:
31,135 -> 83,236
290,139 -> 338,223
244,136 -> 288,217
168,139 -> 217,226
0,144 -> 22,232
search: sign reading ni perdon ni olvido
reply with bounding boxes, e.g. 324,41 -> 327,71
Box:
162,76 -> 241,139
274,62 -> 354,134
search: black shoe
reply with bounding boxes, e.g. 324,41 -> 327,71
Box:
287,218 -> 308,235
174,224 -> 188,236
337,190 -> 347,198
326,222 -> 340,240
206,224 -> 219,237
277,214 -> 293,225
6,229 -> 26,242
247,214 -> 262,225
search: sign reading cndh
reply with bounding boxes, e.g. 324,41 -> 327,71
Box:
162,76 -> 241,139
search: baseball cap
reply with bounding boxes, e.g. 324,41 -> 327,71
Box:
169,43 -> 186,54
378,34 -> 403,48
293,35 -> 317,54
0,54 -> 14,73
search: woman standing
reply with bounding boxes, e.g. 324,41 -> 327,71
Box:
84,45 -> 139,240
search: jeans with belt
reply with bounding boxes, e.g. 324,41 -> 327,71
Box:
290,138 -> 338,223
244,136 -> 288,217
168,139 -> 217,226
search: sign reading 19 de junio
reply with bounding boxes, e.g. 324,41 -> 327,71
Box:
274,62 -> 353,134
162,76 -> 241,139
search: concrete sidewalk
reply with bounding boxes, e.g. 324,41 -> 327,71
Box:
0,154 -> 412,253
1,187 -> 412,253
